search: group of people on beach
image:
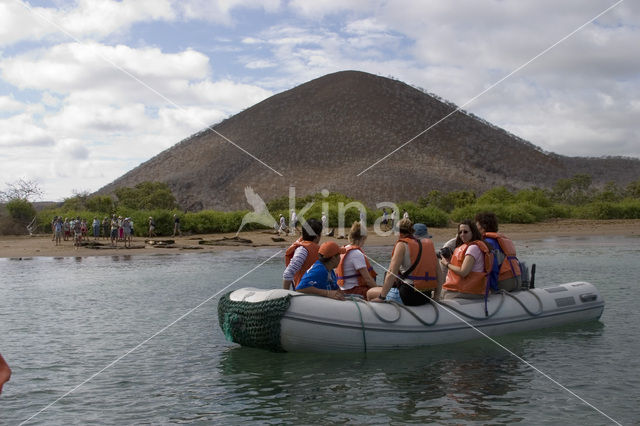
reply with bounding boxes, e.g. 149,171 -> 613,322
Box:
50,215 -> 135,248
282,211 -> 522,306
49,214 -> 182,249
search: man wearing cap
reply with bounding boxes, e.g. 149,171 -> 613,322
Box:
295,241 -> 345,300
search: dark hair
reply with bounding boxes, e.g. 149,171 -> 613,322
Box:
301,218 -> 323,241
455,219 -> 484,247
475,211 -> 498,233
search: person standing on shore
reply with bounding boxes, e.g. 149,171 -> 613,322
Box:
173,214 -> 181,237
123,217 -> 132,248
321,212 -> 328,235
92,217 -> 100,240
148,216 -> 156,238
54,217 -> 63,246
63,218 -> 70,241
289,210 -> 298,236
359,209 -> 367,235
102,217 -> 110,240
73,217 -> 82,249
110,215 -> 119,246
51,216 -> 57,241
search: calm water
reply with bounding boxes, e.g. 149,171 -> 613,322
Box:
1,236 -> 639,425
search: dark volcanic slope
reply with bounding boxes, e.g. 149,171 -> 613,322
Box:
97,71 -> 640,210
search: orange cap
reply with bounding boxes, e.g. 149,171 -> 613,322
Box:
319,241 -> 344,258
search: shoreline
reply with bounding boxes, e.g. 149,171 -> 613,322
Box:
1,218 -> 638,259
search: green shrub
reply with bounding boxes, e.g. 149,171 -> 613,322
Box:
477,186 -> 515,205
547,204 -> 573,218
6,198 -> 36,222
411,206 -> 449,227
515,188 -> 553,208
573,200 -> 640,220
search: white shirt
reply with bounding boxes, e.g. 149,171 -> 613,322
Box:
283,246 -> 308,281
338,245 -> 368,290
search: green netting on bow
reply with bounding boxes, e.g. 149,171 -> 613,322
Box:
218,292 -> 292,352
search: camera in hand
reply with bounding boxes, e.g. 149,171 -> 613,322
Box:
436,246 -> 453,260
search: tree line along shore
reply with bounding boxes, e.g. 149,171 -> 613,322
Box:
2,175 -> 640,237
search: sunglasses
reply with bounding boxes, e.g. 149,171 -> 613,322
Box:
458,230 -> 470,235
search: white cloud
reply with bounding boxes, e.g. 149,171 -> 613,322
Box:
0,113 -> 54,147
0,43 -> 211,98
244,59 -> 276,69
288,0 -> 373,18
177,0 -> 282,24
0,0 -> 175,46
0,95 -> 24,112
1,0 -> 639,202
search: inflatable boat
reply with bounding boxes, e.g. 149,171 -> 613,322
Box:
218,282 -> 604,353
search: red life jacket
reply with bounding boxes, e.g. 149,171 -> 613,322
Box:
285,239 -> 320,287
335,245 -> 378,289
392,236 -> 439,291
483,232 -> 521,282
443,240 -> 493,295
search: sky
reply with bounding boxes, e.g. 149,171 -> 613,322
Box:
0,0 -> 638,201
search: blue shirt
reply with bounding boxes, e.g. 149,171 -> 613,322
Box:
295,260 -> 339,291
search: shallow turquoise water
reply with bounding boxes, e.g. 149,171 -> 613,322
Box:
1,236 -> 639,424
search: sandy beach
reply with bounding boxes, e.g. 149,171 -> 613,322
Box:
1,219 -> 638,259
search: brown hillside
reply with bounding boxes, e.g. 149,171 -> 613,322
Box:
97,70 -> 640,210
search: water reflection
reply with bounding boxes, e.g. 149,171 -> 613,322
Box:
217,341 -> 529,424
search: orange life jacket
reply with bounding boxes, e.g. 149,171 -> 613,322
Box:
443,240 -> 493,295
335,245 -> 378,289
483,232 -> 521,282
285,239 -> 320,287
392,236 -> 439,291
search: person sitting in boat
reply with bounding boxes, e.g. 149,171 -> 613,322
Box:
283,218 -> 323,290
335,221 -> 377,297
295,241 -> 345,300
475,212 -> 522,292
368,218 -> 443,305
440,220 -> 493,299
412,223 -> 432,240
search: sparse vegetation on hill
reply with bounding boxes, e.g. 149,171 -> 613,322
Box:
94,70 -> 640,211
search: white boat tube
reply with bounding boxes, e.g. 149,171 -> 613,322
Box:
219,282 -> 604,353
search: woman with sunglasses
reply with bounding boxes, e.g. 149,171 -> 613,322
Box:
440,219 -> 493,299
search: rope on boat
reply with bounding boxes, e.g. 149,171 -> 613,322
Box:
438,289 -> 544,321
350,297 -> 439,326
349,296 -> 368,352
503,289 -> 544,316
438,291 -> 507,321
357,297 -> 402,323
390,301 -> 439,326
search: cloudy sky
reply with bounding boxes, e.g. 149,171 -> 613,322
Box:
0,0 -> 637,201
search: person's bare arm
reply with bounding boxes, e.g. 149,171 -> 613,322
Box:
371,243 -> 405,302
